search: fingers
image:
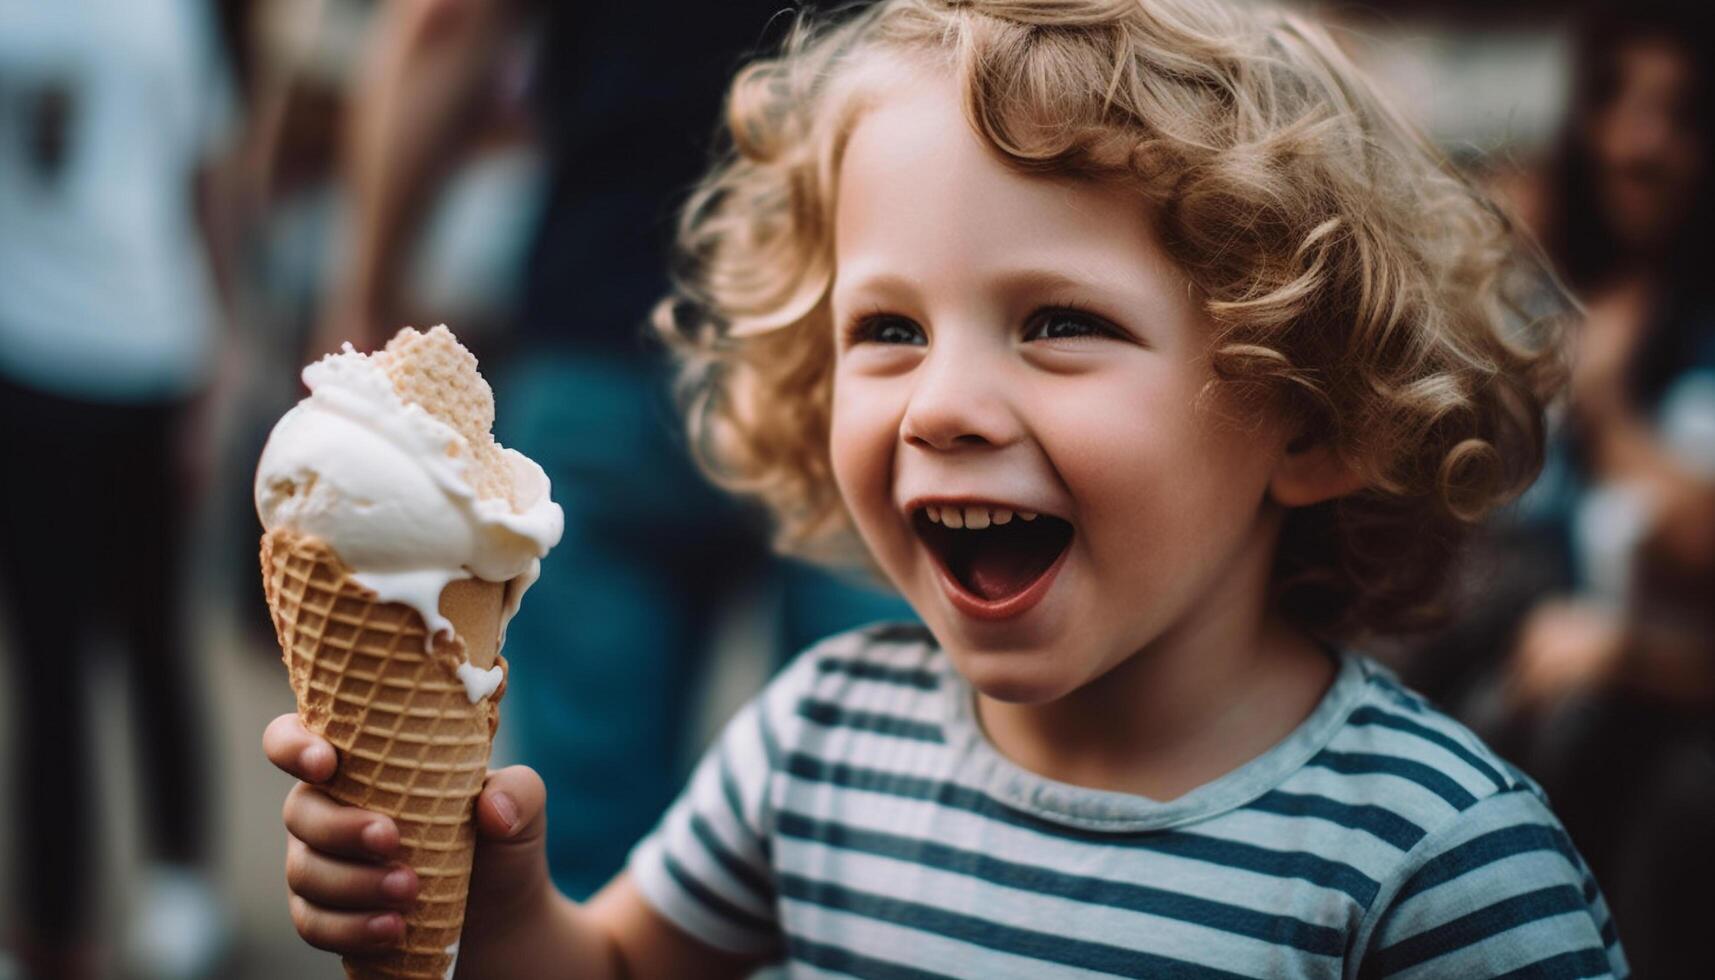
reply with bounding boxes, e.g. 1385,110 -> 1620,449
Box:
282,782 -> 401,862
475,765 -> 547,843
288,893 -> 406,955
279,774 -> 414,957
285,835 -> 418,911
263,713 -> 337,783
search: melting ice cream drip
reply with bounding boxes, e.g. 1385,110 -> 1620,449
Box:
455,661 -> 505,702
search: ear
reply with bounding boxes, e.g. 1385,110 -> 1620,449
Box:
1269,435 -> 1366,508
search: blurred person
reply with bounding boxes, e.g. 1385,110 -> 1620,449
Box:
1475,2 -> 1715,975
318,0 -> 912,902
0,0 -> 247,978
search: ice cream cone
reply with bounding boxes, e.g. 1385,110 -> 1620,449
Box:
255,325 -> 560,977
262,527 -> 504,980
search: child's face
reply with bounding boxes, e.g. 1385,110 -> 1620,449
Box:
828,73 -> 1295,704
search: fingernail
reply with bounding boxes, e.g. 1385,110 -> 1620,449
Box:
382,867 -> 416,900
362,821 -> 396,855
367,913 -> 401,941
490,791 -> 520,833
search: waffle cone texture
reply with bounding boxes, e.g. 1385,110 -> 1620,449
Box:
262,527 -> 504,979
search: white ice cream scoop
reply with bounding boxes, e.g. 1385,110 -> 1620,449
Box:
255,328 -> 563,700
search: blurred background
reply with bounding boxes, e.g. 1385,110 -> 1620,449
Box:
0,0 -> 1708,978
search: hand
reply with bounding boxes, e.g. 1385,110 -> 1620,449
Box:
262,713 -> 553,959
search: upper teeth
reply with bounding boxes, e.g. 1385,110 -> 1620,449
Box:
924,505 -> 1038,527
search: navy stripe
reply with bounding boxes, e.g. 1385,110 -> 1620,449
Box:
1348,706 -> 1509,792
1560,841 -> 1616,946
757,700 -> 783,770
816,657 -> 941,690
661,851 -> 777,938
1247,790 -> 1426,851
1493,947 -> 1615,979
776,810 -> 1345,956
749,706 -> 780,862
1562,845 -> 1616,948
1503,761 -> 1548,800
858,622 -> 938,646
1365,673 -> 1430,714
1365,884 -> 1592,977
779,873 -> 1256,979
688,811 -> 774,907
1395,821 -> 1580,906
787,934 -> 958,980
715,741 -> 752,842
798,698 -> 945,743
1308,750 -> 1478,810
784,753 -> 1380,905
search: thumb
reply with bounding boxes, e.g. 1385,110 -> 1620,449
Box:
467,766 -> 551,918
475,765 -> 547,843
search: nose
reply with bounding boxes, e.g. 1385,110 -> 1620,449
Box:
900,347 -> 1022,452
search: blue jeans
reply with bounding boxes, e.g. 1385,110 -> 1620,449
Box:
494,353 -> 912,898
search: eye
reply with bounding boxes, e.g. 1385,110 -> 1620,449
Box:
847,313 -> 926,347
1024,308 -> 1118,343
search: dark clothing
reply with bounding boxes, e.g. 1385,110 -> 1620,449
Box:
519,2 -> 792,351
0,376 -> 209,938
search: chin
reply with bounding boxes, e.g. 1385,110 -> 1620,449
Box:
944,644 -> 1084,705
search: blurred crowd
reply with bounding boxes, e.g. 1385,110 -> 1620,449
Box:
0,0 -> 1709,978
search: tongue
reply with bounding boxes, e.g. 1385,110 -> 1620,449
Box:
966,545 -> 1052,601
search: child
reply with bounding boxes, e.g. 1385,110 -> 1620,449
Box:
265,0 -> 1627,975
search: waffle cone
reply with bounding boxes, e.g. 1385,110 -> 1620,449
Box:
261,528 -> 506,979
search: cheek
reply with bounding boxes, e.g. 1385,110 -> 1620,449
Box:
1035,372 -> 1276,553
1030,366 -> 1202,487
829,377 -> 899,530
829,377 -> 927,600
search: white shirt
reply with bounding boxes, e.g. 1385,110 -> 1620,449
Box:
0,0 -> 230,401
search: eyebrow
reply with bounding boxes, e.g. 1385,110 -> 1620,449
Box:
1001,268 -> 1128,297
835,266 -> 1139,300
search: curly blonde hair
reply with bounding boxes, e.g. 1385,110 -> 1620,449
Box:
655,0 -> 1568,641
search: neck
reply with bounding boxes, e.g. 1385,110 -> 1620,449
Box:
973,506 -> 1335,799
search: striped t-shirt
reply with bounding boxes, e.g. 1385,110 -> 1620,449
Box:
629,624 -> 1628,978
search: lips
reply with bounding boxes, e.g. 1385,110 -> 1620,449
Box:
911,507 -> 1074,619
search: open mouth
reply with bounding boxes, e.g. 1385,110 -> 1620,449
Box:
911,504 -> 1074,606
